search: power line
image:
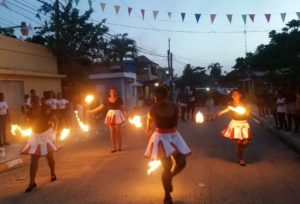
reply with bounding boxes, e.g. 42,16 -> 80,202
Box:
14,0 -> 50,20
6,6 -> 42,25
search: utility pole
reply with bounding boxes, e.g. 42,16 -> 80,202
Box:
167,37 -> 174,100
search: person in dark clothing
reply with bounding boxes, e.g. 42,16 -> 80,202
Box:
187,87 -> 196,120
176,87 -> 188,122
145,86 -> 191,204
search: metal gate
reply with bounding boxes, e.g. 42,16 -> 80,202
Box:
0,80 -> 24,111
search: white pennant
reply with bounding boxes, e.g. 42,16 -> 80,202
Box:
114,5 -> 120,15
280,13 -> 286,23
153,10 -> 159,20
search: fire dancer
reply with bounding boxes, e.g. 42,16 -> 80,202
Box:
20,96 -> 58,193
145,86 -> 191,204
89,87 -> 127,153
217,89 -> 251,166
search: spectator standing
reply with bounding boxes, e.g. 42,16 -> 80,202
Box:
0,93 -> 10,146
276,92 -> 288,130
187,87 -> 196,120
57,92 -> 70,128
295,88 -> 300,133
205,94 -> 215,121
177,87 -> 188,122
286,90 -> 296,131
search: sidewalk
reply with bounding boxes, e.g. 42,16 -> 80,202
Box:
251,104 -> 300,153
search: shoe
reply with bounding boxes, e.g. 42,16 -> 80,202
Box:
239,160 -> 246,166
111,149 -> 117,153
51,175 -> 57,182
163,197 -> 173,204
25,183 -> 37,193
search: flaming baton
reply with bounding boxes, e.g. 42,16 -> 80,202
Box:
195,111 -> 204,124
60,128 -> 71,141
129,115 -> 142,128
229,106 -> 246,115
11,125 -> 32,137
147,160 -> 161,175
74,110 -> 90,132
85,95 -> 94,104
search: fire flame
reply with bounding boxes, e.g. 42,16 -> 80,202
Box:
85,95 -> 94,104
196,111 -> 204,123
11,125 -> 32,137
229,106 -> 246,115
60,128 -> 71,140
147,160 -> 161,175
74,111 -> 90,132
129,115 -> 142,128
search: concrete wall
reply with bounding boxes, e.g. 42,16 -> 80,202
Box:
0,35 -> 57,74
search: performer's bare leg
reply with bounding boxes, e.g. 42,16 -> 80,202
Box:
29,155 -> 39,185
171,154 -> 186,177
115,124 -> 122,151
46,152 -> 56,179
109,125 -> 117,152
161,157 -> 173,203
236,140 -> 248,166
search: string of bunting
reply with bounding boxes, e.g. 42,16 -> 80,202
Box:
96,1 -> 300,24
1,0 -> 300,25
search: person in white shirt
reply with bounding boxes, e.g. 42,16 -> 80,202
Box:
0,93 -> 10,146
205,94 -> 215,121
276,92 -> 288,130
57,92 -> 70,127
45,91 -> 59,112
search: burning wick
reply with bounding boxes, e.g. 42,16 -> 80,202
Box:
11,125 -> 32,137
85,95 -> 94,104
196,111 -> 204,123
129,115 -> 142,128
147,160 -> 161,175
60,128 -> 70,141
74,111 -> 90,132
229,106 -> 246,115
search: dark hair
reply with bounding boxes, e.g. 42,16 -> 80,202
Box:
154,86 -> 168,99
231,89 -> 241,95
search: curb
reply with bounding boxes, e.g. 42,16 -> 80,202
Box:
0,155 -> 29,174
251,114 -> 300,154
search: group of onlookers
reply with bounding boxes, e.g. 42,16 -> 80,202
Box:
176,86 -> 196,121
256,87 -> 300,133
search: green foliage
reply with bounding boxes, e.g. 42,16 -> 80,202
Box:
0,27 -> 16,38
175,64 -> 211,87
207,62 -> 222,80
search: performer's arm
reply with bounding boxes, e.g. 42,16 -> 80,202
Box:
89,104 -> 104,114
146,111 -> 154,142
217,107 -> 230,117
120,105 -> 128,118
49,113 -> 58,133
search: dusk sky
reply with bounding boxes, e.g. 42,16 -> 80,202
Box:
1,0 -> 300,75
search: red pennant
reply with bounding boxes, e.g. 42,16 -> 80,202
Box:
249,14 -> 255,22
265,14 -> 271,23
128,7 -> 132,16
141,9 -> 145,20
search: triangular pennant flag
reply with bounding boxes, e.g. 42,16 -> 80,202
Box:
0,0 -> 8,8
18,35 -> 24,41
210,14 -> 216,24
88,0 -> 92,10
28,23 -> 33,31
280,13 -> 286,23
297,12 -> 300,19
35,13 -> 41,20
141,9 -> 145,20
74,0 -> 79,6
167,12 -> 172,19
265,14 -> 271,23
153,10 -> 159,20
181,13 -> 186,22
195,14 -> 201,23
249,14 -> 255,22
100,2 -> 106,12
128,7 -> 132,16
242,14 -> 247,24
226,14 -> 233,23
114,5 -> 120,15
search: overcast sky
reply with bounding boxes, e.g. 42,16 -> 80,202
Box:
1,0 -> 299,75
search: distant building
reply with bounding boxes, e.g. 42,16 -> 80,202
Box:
0,35 -> 64,120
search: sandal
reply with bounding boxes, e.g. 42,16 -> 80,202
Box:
51,175 -> 57,182
110,149 -> 117,153
25,183 -> 37,193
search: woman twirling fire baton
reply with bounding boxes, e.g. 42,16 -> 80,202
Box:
145,86 -> 191,204
217,89 -> 251,166
89,87 -> 127,153
20,96 -> 58,193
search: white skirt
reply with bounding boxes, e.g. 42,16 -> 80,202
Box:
104,109 -> 126,125
221,120 -> 252,141
145,128 -> 191,160
20,128 -> 58,156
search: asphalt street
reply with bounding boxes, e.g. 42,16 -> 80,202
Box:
0,107 -> 300,204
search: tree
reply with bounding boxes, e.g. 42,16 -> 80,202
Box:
29,0 -> 109,75
175,64 -> 211,87
207,63 -> 222,81
0,27 -> 16,38
107,33 -> 137,64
